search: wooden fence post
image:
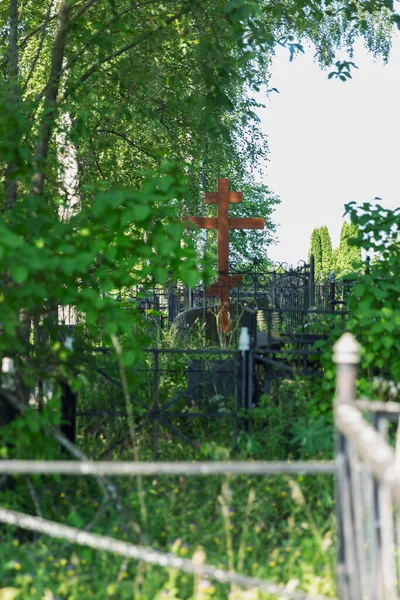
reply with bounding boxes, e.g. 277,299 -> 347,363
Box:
333,333 -> 361,600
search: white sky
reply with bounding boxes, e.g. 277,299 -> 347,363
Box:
258,34 -> 400,266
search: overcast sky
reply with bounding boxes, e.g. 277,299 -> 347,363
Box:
258,34 -> 400,266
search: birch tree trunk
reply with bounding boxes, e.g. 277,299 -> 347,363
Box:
56,111 -> 80,326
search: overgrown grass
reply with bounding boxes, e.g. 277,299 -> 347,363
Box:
0,327 -> 337,600
0,467 -> 336,599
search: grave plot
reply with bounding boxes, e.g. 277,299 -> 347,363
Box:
50,180 -> 362,453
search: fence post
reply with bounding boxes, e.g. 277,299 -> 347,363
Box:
153,349 -> 159,460
365,255 -> 370,274
333,333 -> 361,600
1,358 -> 17,426
185,286 -> 193,311
329,271 -> 336,313
308,254 -> 315,309
168,281 -> 176,323
60,381 -> 77,445
333,333 -> 360,406
238,327 -> 251,432
1,357 -> 16,392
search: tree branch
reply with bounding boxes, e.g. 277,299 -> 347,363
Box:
96,128 -> 157,160
30,0 -> 69,196
62,1 -> 143,76
68,0 -> 100,24
4,0 -> 20,210
23,0 -> 56,90
7,0 -> 18,91
62,2 -> 193,101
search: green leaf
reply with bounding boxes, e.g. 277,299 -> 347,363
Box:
392,13 -> 400,29
132,204 -> 152,222
156,174 -> 175,193
153,266 -> 168,284
122,348 -> 142,366
1,230 -> 23,249
166,222 -> 183,239
93,190 -> 125,216
382,336 -> 394,350
10,265 -> 29,284
104,321 -> 118,336
180,267 -> 201,288
29,420 -> 40,433
371,287 -> 387,301
67,511 -> 85,528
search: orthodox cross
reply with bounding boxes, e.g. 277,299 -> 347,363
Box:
183,178 -> 265,333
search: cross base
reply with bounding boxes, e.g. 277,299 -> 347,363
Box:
206,274 -> 243,334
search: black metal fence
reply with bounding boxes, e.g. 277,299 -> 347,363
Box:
57,258 -> 358,331
75,345 -> 260,459
50,255 -> 362,458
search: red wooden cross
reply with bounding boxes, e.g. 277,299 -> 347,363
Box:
183,178 -> 264,334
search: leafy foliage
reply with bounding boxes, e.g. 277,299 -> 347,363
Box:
345,201 -> 400,381
308,228 -> 322,279
319,226 -> 333,277
308,226 -> 334,279
0,1 -> 398,597
0,163 -> 214,372
308,223 -> 361,279
0,0 -> 284,401
334,221 -> 362,276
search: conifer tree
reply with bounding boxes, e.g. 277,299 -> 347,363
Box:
336,221 -> 362,275
320,225 -> 333,276
309,228 -> 322,280
332,247 -> 340,273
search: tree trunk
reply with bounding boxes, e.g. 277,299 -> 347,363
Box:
31,0 -> 69,197
4,0 -> 19,210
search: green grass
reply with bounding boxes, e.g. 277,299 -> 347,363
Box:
0,470 -> 336,599
0,331 -> 337,600
0,430 -> 336,599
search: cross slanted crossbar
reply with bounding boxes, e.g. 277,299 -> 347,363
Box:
183,178 -> 264,333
